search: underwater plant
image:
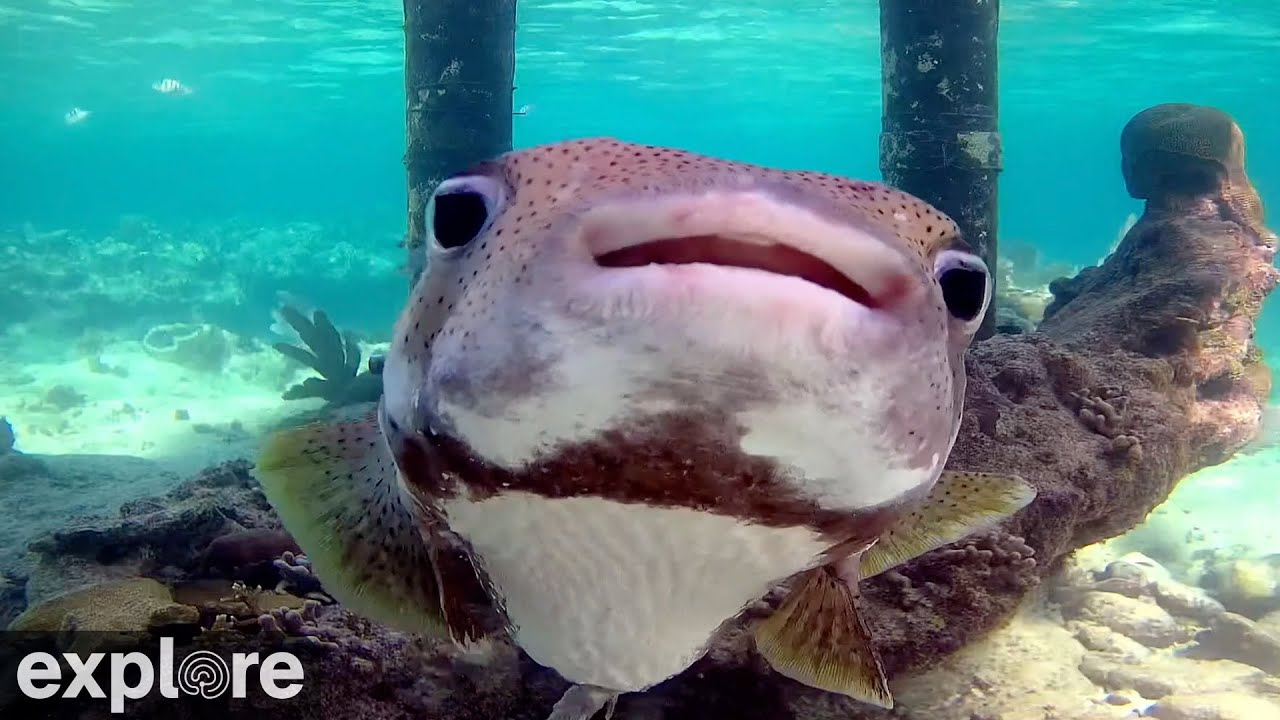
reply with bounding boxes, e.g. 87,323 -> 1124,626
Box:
271,305 -> 382,407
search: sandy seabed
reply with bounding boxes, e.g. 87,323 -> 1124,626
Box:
1,335 -> 326,474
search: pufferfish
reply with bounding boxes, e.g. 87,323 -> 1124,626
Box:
255,138 -> 1035,719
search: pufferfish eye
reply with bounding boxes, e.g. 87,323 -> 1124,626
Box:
934,249 -> 991,325
429,174 -> 506,250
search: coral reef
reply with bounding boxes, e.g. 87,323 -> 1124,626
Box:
992,240 -> 1068,334
1042,105 -> 1276,464
0,217 -> 401,343
712,102 -> 1276,714
11,506 -> 1280,719
7,577 -> 199,653
3,104 -> 1276,718
141,322 -> 232,373
172,578 -> 320,631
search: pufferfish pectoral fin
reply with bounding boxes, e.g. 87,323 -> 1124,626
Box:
255,406 -> 481,643
859,470 -> 1037,580
751,564 -> 893,708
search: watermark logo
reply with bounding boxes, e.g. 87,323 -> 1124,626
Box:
15,637 -> 303,713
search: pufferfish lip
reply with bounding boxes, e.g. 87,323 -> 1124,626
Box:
594,234 -> 883,309
578,190 -> 919,311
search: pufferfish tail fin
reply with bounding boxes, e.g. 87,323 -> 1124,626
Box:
254,403 -> 483,644
751,564 -> 893,708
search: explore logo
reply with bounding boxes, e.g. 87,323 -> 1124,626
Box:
15,637 -> 304,713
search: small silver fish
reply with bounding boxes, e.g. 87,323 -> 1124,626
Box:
152,78 -> 193,95
268,291 -> 317,344
64,107 -> 91,125
256,138 -> 1034,718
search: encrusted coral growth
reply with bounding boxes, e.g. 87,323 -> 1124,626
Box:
273,550 -> 332,601
194,580 -> 338,650
935,533 -> 1037,573
1072,385 -> 1126,437
1044,104 -> 1277,466
1070,385 -> 1144,462
251,598 -> 344,651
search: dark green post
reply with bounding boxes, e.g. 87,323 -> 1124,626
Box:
403,0 -> 518,284
878,0 -> 1002,339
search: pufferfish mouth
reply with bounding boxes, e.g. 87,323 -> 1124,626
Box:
594,235 -> 881,309
581,190 -> 917,310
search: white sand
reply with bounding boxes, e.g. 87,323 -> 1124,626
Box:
0,334 -> 353,476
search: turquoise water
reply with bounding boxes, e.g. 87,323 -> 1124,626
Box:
2,3 -> 1280,715
3,1 -> 1276,265
0,0 -> 1277,477
0,0 -> 1277,406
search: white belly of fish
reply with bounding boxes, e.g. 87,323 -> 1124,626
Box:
441,490 -> 829,692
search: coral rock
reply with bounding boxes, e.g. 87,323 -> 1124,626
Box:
1199,557 -> 1280,617
6,577 -> 198,654
1190,612 -> 1280,675
22,460 -> 281,603
1070,592 -> 1190,648
196,528 -> 301,577
1146,693 -> 1280,720
1071,620 -> 1152,661
1153,578 -> 1226,623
